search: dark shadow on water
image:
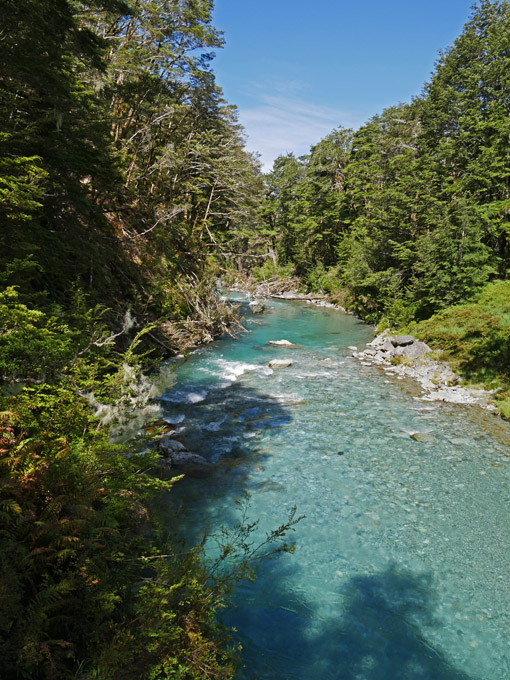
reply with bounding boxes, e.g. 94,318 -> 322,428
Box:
311,566 -> 475,680
159,378 -> 293,460
157,378 -> 294,544
224,563 -> 477,680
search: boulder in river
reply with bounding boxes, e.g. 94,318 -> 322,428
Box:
157,450 -> 212,477
172,451 -> 212,477
159,436 -> 187,457
268,358 -> 293,369
267,339 -> 299,347
156,457 -> 173,471
249,299 -> 265,313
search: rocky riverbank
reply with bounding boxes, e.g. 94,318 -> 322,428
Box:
352,330 -> 496,410
232,277 -> 351,313
232,281 -> 497,413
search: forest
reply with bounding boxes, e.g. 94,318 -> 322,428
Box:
261,0 -> 510,415
0,0 -> 509,678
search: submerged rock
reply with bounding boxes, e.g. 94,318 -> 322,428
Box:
171,451 -> 209,467
268,358 -> 294,369
157,450 -> 212,478
156,457 -> 173,470
310,299 -> 343,309
410,432 -> 435,443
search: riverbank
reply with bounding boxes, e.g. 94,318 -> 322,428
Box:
351,330 -> 496,411
231,276 -> 350,312
233,277 -> 502,416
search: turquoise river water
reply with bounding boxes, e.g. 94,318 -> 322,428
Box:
158,295 -> 510,680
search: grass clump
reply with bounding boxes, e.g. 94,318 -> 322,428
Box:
411,280 -> 510,415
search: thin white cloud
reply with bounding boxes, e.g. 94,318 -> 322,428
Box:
237,94 -> 365,172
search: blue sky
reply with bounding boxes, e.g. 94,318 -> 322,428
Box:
211,0 -> 476,170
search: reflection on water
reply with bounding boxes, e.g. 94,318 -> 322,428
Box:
160,297 -> 510,680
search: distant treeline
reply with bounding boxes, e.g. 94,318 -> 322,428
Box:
261,0 -> 510,326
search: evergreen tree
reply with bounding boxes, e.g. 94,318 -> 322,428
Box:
411,198 -> 497,317
421,0 -> 510,276
338,104 -> 426,321
263,153 -> 307,267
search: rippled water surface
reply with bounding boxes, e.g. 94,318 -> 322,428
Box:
159,297 -> 510,680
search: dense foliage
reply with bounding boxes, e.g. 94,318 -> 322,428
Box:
0,1 -> 268,677
263,1 -> 509,323
260,0 -> 510,404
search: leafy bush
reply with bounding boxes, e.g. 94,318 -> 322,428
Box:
251,259 -> 295,282
303,263 -> 344,295
0,293 -> 229,679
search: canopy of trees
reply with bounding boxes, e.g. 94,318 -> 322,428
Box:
262,0 -> 510,326
0,0 -> 263,325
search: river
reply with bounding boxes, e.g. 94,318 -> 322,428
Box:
158,295 -> 510,680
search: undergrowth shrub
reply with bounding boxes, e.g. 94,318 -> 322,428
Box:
412,280 -> 510,414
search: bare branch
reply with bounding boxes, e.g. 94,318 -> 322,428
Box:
126,110 -> 175,144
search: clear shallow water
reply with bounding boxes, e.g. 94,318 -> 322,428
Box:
159,297 -> 510,680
